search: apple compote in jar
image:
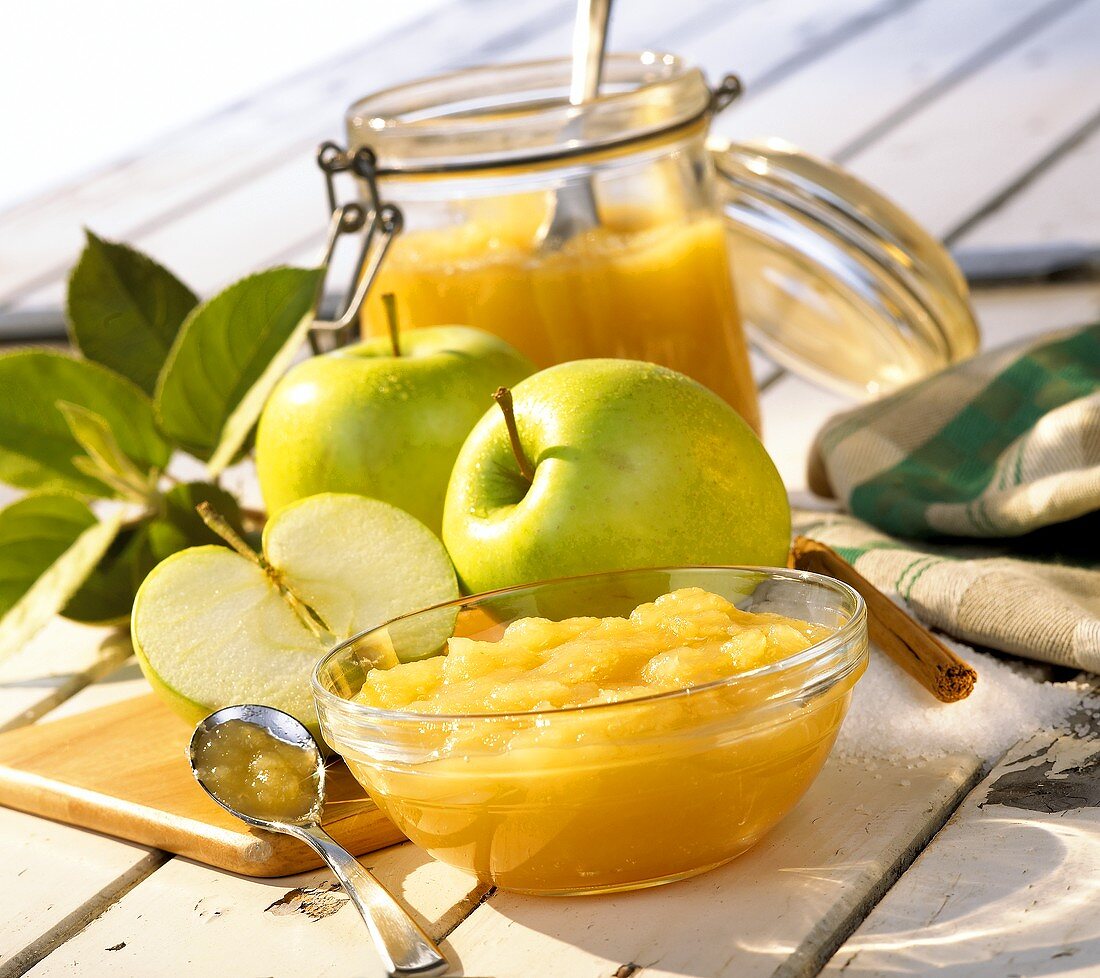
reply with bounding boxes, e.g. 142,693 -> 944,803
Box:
345,55 -> 760,431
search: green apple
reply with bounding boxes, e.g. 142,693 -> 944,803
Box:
442,359 -> 790,594
255,324 -> 534,533
131,493 -> 459,734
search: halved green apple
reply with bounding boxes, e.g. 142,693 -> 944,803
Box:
131,493 -> 459,734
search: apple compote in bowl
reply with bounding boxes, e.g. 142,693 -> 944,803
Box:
313,566 -> 867,895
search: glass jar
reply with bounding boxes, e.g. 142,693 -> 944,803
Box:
712,137 -> 980,398
346,54 -> 762,431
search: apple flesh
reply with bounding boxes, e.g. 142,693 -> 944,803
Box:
442,359 -> 791,594
131,493 -> 459,734
255,326 -> 534,532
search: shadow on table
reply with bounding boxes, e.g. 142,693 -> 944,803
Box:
827,814 -> 1100,976
441,804 -> 1098,977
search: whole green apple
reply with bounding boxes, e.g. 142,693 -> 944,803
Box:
442,359 -> 790,593
256,326 -> 534,532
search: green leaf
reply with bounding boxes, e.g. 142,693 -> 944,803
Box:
145,481 -> 244,563
67,230 -> 198,395
0,494 -> 96,614
65,482 -> 245,624
154,267 -> 323,462
0,494 -> 123,660
57,401 -> 158,503
205,310 -> 318,477
0,351 -> 172,497
63,524 -> 154,624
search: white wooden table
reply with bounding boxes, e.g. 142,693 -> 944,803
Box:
2,1 -> 1099,975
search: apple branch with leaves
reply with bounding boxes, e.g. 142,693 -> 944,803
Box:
0,230 -> 324,660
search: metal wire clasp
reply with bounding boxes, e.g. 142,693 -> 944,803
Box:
709,74 -> 743,115
309,142 -> 404,354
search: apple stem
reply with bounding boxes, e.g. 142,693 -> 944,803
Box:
195,502 -> 335,643
196,502 -> 263,566
382,292 -> 402,357
492,386 -> 535,483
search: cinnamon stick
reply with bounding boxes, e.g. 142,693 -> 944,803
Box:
789,536 -> 977,703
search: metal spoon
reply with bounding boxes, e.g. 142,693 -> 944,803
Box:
189,705 -> 449,978
538,0 -> 613,250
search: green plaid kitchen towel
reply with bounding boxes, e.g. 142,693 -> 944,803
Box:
803,322 -> 1100,671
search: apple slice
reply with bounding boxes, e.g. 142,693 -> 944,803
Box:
131,493 -> 459,733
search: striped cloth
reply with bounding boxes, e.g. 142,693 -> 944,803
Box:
804,323 -> 1100,672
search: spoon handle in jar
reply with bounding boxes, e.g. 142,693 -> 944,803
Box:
569,0 -> 612,105
294,823 -> 449,977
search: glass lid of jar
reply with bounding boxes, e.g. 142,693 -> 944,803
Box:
347,53 -> 724,175
711,137 -> 980,399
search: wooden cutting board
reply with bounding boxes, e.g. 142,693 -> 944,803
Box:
0,694 -> 405,876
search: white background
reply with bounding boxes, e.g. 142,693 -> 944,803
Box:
0,0 -> 446,213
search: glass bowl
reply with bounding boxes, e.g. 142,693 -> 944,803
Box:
313,567 -> 868,895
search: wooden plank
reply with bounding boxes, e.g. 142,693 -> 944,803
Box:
0,810 -> 164,978
498,0 -> 759,65
714,0 -> 1060,159
836,0 -> 1100,241
678,0 -> 913,97
0,651 -> 165,977
969,282 -> 1100,347
824,708 -> 1100,976
44,659 -> 147,720
23,839 -> 488,977
954,116 -> 1100,250
0,621 -> 128,733
442,754 -> 980,978
0,0 -> 574,308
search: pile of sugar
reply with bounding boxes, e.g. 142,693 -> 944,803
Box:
835,635 -> 1095,764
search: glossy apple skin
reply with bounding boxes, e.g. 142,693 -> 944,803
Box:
256,327 -> 534,532
443,359 -> 790,594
